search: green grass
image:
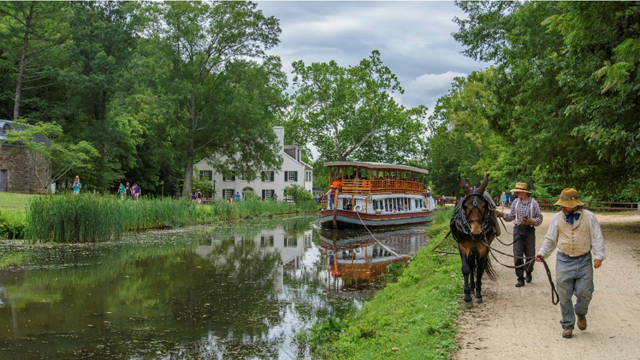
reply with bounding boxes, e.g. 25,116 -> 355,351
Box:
0,192 -> 38,209
321,208 -> 462,360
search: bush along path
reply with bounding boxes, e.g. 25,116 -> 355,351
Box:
318,208 -> 464,360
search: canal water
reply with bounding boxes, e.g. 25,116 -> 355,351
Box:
0,216 -> 429,359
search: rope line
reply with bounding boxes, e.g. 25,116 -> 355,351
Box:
354,210 -> 408,258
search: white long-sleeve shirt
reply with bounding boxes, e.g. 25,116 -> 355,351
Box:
537,210 -> 606,260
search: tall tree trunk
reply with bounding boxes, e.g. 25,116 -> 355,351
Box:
13,4 -> 34,120
181,142 -> 195,198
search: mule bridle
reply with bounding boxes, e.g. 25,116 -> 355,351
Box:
452,192 -> 493,238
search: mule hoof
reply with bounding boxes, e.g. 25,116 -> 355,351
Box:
474,297 -> 483,304
464,301 -> 473,309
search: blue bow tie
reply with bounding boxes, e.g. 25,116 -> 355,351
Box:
566,213 -> 580,225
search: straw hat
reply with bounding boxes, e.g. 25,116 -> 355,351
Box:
510,182 -> 531,193
554,188 -> 584,208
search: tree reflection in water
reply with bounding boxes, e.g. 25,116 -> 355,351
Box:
0,216 -> 374,359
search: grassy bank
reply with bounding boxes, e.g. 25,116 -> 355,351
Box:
0,192 -> 36,209
321,208 -> 462,359
23,194 -> 318,243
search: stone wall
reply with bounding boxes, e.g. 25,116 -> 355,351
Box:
0,144 -> 50,193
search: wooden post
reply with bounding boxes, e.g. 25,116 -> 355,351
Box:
333,189 -> 339,229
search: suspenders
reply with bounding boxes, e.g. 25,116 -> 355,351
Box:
514,198 -> 534,225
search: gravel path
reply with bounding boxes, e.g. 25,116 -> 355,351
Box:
454,211 -> 640,360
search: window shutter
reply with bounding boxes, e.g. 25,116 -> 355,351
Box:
262,189 -> 266,200
231,173 -> 236,181
270,171 -> 274,182
284,171 -> 288,182
294,171 -> 298,182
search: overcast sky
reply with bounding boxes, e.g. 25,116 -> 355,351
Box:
256,1 -> 489,114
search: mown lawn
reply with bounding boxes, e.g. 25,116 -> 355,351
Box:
327,208 -> 463,360
0,192 -> 37,209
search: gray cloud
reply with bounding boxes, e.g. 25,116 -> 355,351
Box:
257,1 -> 488,111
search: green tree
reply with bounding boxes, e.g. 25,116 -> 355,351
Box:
0,1 -> 69,120
146,1 -> 286,198
55,1 -> 145,190
452,1 -> 640,198
287,50 -> 428,163
426,69 -> 511,196
4,121 -> 99,190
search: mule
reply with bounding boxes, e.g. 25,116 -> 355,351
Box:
450,174 -> 497,308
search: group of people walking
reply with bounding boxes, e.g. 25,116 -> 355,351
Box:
117,182 -> 141,200
495,182 -> 605,339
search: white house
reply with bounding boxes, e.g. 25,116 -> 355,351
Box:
195,126 -> 313,200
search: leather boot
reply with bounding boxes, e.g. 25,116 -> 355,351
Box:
577,315 -> 587,331
562,328 -> 573,338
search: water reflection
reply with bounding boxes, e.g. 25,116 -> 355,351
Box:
319,228 -> 428,292
0,217 -> 428,359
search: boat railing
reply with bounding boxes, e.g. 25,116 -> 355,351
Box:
340,179 -> 424,195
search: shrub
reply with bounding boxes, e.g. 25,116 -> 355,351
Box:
0,209 -> 27,239
284,184 -> 314,203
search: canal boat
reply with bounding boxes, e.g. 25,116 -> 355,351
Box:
320,161 -> 436,229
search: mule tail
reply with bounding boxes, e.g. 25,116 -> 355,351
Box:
483,256 -> 497,281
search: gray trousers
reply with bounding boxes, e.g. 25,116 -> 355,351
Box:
556,251 -> 594,329
513,225 -> 535,279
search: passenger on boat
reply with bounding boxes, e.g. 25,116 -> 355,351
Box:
327,186 -> 337,210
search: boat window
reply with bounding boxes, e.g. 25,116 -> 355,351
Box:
373,200 -> 378,210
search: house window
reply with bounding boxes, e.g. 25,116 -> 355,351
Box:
262,189 -> 274,200
261,171 -> 275,182
284,237 -> 297,247
304,233 -> 312,247
223,172 -> 235,182
237,172 -> 252,181
305,171 -> 312,182
284,171 -> 298,182
261,235 -> 274,247
199,170 -> 212,181
223,189 -> 234,199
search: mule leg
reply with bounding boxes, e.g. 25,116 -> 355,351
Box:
460,253 -> 473,308
475,255 -> 486,304
468,254 -> 476,293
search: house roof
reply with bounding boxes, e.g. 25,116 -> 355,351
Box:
324,161 -> 428,174
0,119 -> 50,145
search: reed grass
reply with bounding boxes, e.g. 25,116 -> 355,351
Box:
27,195 -> 319,243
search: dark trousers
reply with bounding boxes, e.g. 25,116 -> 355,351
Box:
513,225 -> 535,280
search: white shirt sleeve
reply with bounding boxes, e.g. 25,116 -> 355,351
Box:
537,212 -> 561,258
589,212 -> 606,260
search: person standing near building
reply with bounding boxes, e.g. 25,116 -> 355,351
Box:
535,188 -> 605,339
72,176 -> 82,195
118,183 -> 125,200
234,191 -> 241,202
495,182 -> 543,287
500,191 -> 508,211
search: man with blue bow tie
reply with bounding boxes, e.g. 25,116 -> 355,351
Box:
535,188 -> 606,339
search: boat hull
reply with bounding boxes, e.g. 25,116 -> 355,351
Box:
320,209 -> 435,229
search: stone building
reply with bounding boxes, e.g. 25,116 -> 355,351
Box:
0,119 -> 50,193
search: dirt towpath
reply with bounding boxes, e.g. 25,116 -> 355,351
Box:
454,212 -> 640,360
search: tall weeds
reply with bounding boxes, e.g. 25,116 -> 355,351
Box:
27,195 -> 318,243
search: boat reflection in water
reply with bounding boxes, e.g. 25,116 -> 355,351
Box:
319,227 -> 428,292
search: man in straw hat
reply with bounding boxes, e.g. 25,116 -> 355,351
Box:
495,182 -> 543,287
535,188 -> 605,339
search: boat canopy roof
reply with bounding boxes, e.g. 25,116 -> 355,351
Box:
324,161 -> 428,174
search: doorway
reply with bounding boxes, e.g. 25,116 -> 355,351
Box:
0,170 -> 7,191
